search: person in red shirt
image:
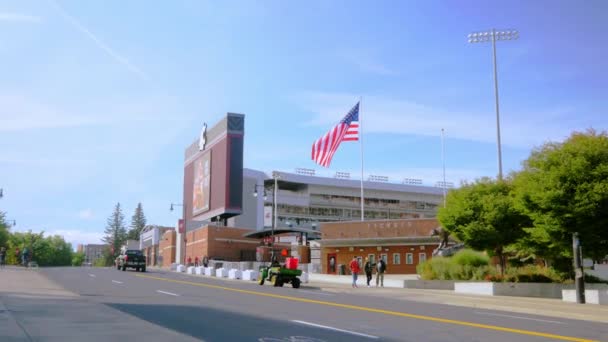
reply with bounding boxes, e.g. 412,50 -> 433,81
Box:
187,256 -> 192,266
349,256 -> 361,288
194,256 -> 199,267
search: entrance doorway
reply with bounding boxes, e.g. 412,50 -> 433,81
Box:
327,253 -> 337,274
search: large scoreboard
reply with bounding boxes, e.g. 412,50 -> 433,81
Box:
183,113 -> 244,224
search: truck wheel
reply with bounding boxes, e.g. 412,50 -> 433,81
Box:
136,267 -> 140,272
292,278 -> 301,289
141,267 -> 146,272
122,265 -> 126,271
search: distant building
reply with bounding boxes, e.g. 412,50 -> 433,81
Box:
139,225 -> 174,267
83,244 -> 107,265
76,244 -> 84,253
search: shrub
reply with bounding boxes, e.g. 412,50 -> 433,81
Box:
417,255 -> 493,281
505,265 -> 563,283
417,257 -> 454,280
452,249 -> 490,268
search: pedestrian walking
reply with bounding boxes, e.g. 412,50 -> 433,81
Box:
376,258 -> 386,287
187,256 -> 192,266
349,256 -> 360,288
203,255 -> 209,268
364,257 -> 375,287
194,256 -> 199,267
0,247 -> 6,269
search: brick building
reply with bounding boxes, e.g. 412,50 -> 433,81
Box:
159,229 -> 177,267
140,225 -> 174,267
319,218 -> 444,274
182,225 -> 260,264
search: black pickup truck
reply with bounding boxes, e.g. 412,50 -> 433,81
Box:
115,249 -> 146,272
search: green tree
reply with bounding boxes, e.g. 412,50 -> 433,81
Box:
437,177 -> 531,275
514,130 -> 608,269
127,203 -> 147,240
103,202 -> 127,261
72,251 -> 85,266
0,211 -> 9,249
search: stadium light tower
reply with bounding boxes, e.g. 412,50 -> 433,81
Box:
468,29 -> 519,181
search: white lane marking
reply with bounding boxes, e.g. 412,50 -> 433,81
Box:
112,280 -> 123,284
89,274 -> 96,277
291,320 -> 378,339
156,290 -> 179,297
296,290 -> 334,296
474,311 -> 566,324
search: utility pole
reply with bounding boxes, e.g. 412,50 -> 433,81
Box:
573,232 -> 585,303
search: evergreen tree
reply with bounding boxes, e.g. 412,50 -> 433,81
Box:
127,203 -> 147,240
103,202 -> 127,259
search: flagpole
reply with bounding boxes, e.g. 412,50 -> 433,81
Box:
441,128 -> 447,207
359,97 -> 365,221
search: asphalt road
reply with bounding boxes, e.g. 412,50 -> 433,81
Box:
4,267 -> 607,342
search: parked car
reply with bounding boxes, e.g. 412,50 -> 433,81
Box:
115,249 -> 146,272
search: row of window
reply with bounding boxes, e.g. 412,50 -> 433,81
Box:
357,252 -> 427,266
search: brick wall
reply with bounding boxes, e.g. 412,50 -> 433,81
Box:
321,244 -> 437,274
184,226 -> 260,262
321,218 -> 438,240
159,230 -> 176,267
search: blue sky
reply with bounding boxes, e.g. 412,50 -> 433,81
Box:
1,0 -> 606,246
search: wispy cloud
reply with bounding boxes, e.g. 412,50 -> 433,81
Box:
11,226 -> 104,247
297,92 -> 595,149
339,49 -> 397,76
0,13 -> 41,23
47,0 -> 148,80
78,209 -> 94,220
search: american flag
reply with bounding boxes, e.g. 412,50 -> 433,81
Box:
311,102 -> 359,167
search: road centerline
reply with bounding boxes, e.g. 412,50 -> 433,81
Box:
111,280 -> 123,284
291,320 -> 379,339
88,274 -> 96,278
135,273 -> 597,342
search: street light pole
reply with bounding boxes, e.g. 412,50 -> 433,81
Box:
468,29 -> 519,181
273,172 -> 280,249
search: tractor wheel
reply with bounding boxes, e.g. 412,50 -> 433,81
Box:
292,278 -> 301,289
270,275 -> 278,287
258,275 -> 265,285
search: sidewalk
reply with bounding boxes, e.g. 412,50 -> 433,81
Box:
306,274 -> 608,324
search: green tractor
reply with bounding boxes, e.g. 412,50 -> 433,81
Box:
258,265 -> 302,288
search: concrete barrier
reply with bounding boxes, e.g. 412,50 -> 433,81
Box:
204,267 -> 214,276
455,282 -> 566,298
170,263 -> 179,271
228,269 -> 242,279
187,266 -> 196,275
563,285 -> 608,305
216,268 -> 228,278
195,266 -> 204,275
176,265 -> 186,273
300,272 -> 309,283
239,261 -> 253,271
404,280 -> 455,290
243,270 -> 258,281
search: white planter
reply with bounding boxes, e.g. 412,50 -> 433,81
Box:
195,266 -> 204,275
187,266 -> 196,275
228,269 -> 242,279
216,268 -> 228,278
455,282 -> 566,298
455,282 -> 494,296
204,267 -> 214,276
300,272 -> 309,283
176,265 -> 186,273
242,270 -> 258,281
170,263 -> 179,271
